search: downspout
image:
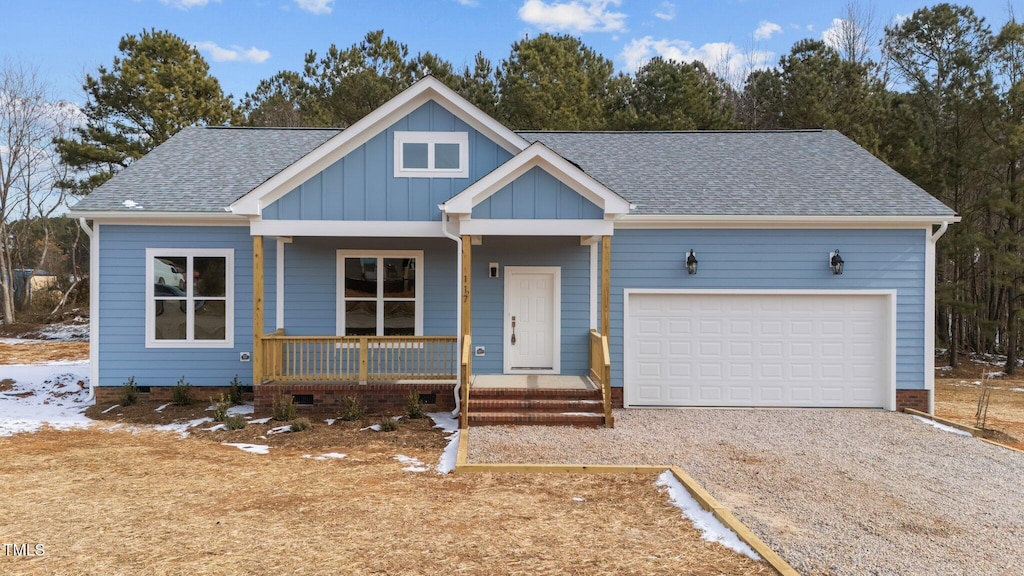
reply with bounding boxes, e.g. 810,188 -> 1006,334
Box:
440,210 -> 463,418
78,218 -> 96,402
926,221 -> 949,415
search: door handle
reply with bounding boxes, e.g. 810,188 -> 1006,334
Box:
511,315 -> 516,345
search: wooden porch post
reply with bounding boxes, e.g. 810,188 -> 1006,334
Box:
460,235 -> 472,359
601,235 -> 610,337
253,236 -> 264,386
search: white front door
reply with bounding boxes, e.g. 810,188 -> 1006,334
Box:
504,267 -> 560,373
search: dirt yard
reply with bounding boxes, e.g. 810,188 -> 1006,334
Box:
0,340 -> 88,364
0,427 -> 769,576
934,355 -> 1024,450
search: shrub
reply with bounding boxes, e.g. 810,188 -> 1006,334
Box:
119,376 -> 139,406
228,375 -> 243,404
289,417 -> 312,432
377,416 -> 399,432
405,390 -> 425,419
172,377 -> 192,406
340,396 -> 364,421
211,393 -> 231,422
272,391 -> 296,421
225,415 -> 247,430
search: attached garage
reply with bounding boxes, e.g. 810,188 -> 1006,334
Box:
624,290 -> 895,409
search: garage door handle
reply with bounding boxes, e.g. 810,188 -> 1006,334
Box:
511,316 -> 516,346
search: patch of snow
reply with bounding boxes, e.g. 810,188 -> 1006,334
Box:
360,424 -> 382,432
560,412 -> 602,417
324,418 -> 336,426
321,452 -> 346,459
154,417 -> 213,439
428,412 -> 459,474
33,323 -> 89,342
154,403 -> 172,412
0,337 -> 42,344
222,442 -> 269,455
101,404 -> 120,414
0,362 -> 92,437
1011,388 -> 1024,393
985,371 -> 1005,378
122,199 -> 143,209
226,403 -> 253,416
572,496 -> 585,502
910,415 -> 973,437
395,454 -> 429,473
266,424 -> 293,435
656,470 -> 761,561
937,366 -> 953,371
250,417 -> 272,424
203,424 -> 227,432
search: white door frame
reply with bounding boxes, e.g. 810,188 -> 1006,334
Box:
504,266 -> 561,374
622,288 -> 897,410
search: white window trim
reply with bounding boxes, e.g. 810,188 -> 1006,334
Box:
145,248 -> 235,349
336,250 -> 425,337
393,131 -> 469,178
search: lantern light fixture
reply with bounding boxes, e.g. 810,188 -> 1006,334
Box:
829,249 -> 844,275
685,249 -> 698,275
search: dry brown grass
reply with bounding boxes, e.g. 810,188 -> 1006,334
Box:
935,379 -> 1024,450
0,427 -> 770,576
0,341 -> 88,364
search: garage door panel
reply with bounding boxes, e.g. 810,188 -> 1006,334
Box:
626,292 -> 889,408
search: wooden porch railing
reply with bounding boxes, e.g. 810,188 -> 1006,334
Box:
589,329 -> 614,428
261,333 -> 458,383
459,334 -> 471,429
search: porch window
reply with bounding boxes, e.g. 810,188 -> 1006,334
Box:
393,131 -> 469,178
145,249 -> 234,348
337,251 -> 424,336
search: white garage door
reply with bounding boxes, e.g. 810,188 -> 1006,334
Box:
625,291 -> 892,408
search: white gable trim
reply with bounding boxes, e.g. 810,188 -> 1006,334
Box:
230,77 -> 530,217
442,142 -> 631,216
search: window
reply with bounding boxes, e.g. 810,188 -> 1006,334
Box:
393,131 -> 469,178
337,251 -> 423,336
146,249 -> 234,348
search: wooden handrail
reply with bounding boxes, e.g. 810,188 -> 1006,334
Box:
589,329 -> 614,428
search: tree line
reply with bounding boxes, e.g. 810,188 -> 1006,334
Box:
3,3 -> 1022,372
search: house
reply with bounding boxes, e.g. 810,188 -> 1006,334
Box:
68,77 -> 958,427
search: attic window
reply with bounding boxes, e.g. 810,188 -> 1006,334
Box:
394,131 -> 469,178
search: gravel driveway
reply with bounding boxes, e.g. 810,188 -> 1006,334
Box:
468,409 -> 1024,576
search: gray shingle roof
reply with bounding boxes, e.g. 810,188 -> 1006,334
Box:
519,130 -> 955,217
70,126 -> 954,218
69,126 -> 339,213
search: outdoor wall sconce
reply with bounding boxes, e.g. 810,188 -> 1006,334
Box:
829,249 -> 845,275
685,249 -> 698,275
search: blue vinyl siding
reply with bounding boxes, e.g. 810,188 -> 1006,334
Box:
471,236 -> 591,375
263,101 -> 513,221
281,237 -> 457,336
608,228 -> 927,391
472,166 -> 604,219
97,225 -> 265,388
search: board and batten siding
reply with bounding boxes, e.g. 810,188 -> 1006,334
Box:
471,166 -> 604,219
262,101 -> 513,222
97,225 -> 277,388
281,237 -> 457,336
471,236 -> 591,375
608,228 -> 927,391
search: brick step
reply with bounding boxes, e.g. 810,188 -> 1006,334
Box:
470,398 -> 605,413
468,411 -> 605,427
469,387 -> 602,401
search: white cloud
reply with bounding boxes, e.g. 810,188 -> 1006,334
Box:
158,0 -> 216,8
620,36 -> 773,84
293,0 -> 333,15
753,21 -> 782,40
821,18 -> 844,50
893,13 -> 909,26
194,41 -> 271,63
653,2 -> 675,21
518,0 -> 627,33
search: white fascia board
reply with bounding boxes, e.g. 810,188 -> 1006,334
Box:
230,77 -> 530,217
615,214 -> 962,229
456,218 -> 613,236
443,143 -> 630,215
69,211 -> 248,225
250,220 -> 446,237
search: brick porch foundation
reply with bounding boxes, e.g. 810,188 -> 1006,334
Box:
254,382 -> 456,415
94,386 -> 249,405
895,389 -> 930,413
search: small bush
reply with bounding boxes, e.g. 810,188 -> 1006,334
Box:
211,393 -> 231,422
172,377 -> 192,406
225,415 -> 247,430
377,416 -> 399,432
272,391 -> 296,421
340,396 -> 364,421
119,376 -> 139,406
228,375 -> 243,404
289,417 -> 312,432
405,390 -> 425,419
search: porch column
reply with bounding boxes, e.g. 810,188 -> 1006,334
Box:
601,235 -> 610,337
253,235 -> 264,386
460,234 -> 472,342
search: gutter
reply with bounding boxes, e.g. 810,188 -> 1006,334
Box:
927,221 -> 949,415
931,220 -> 949,242
440,211 -> 463,419
78,218 -> 96,403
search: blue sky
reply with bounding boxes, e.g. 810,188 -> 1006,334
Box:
2,0 -> 1019,105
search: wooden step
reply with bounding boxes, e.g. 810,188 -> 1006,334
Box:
469,387 -> 602,401
470,398 -> 604,413
468,411 -> 605,427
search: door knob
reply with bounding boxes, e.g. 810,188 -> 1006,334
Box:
511,315 -> 516,345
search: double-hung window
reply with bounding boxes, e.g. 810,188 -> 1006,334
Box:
393,131 -> 469,178
337,251 -> 423,336
146,249 -> 234,348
